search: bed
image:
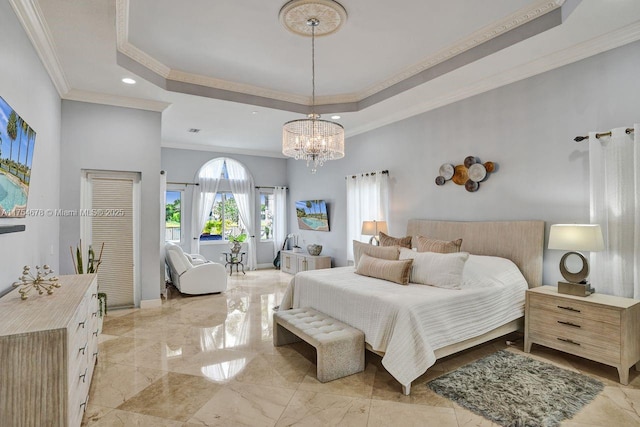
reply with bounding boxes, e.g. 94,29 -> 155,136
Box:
279,219 -> 545,394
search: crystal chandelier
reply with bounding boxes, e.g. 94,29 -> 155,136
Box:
281,1 -> 346,174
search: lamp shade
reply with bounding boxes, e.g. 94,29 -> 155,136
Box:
548,224 -> 604,252
361,220 -> 388,236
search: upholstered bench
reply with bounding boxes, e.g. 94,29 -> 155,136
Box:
273,307 -> 365,382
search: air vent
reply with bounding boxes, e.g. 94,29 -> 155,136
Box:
188,128 -> 201,133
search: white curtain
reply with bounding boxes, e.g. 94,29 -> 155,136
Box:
191,160 -> 224,253
589,124 -> 640,298
227,159 -> 257,271
273,186 -> 288,255
346,171 -> 389,263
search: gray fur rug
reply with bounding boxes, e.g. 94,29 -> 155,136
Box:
427,350 -> 603,427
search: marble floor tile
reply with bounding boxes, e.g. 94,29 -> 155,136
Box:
82,408 -> 183,426
298,362 -> 377,399
117,372 -> 222,421
368,400 -> 458,427
188,381 -> 295,426
234,353 -> 314,389
276,390 -> 370,427
88,361 -> 167,408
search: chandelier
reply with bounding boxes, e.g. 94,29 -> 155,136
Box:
280,0 -> 346,174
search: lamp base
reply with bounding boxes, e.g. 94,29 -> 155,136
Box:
558,281 -> 594,297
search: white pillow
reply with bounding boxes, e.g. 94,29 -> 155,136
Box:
399,247 -> 469,289
461,254 -> 528,289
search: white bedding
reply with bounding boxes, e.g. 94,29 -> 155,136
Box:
278,256 -> 527,388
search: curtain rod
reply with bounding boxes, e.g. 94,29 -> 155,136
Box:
345,170 -> 389,179
256,186 -> 288,190
574,127 -> 634,142
167,181 -> 199,186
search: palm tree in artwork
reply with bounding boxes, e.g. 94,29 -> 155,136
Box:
16,116 -> 26,180
6,111 -> 17,175
305,200 -> 312,218
24,126 -> 35,183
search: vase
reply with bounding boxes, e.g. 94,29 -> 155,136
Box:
307,244 -> 322,256
230,241 -> 241,254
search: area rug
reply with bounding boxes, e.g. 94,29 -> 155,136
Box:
427,350 -> 603,427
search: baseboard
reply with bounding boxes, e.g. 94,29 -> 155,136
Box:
256,263 -> 276,270
140,298 -> 162,309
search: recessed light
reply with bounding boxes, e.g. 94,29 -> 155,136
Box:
188,128 -> 201,133
331,115 -> 341,120
121,77 -> 136,85
251,111 -> 258,115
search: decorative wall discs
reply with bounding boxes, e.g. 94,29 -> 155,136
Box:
435,156 -> 496,191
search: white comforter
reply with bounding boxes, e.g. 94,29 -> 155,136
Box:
279,264 -> 527,388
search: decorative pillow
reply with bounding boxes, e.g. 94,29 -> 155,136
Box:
355,253 -> 413,285
461,254 -> 528,289
379,231 -> 412,248
399,247 -> 469,289
353,240 -> 400,267
413,235 -> 462,253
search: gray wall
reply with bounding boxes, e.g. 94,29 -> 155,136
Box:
161,148 -> 288,266
59,101 -> 162,303
0,2 -> 61,295
287,40 -> 640,285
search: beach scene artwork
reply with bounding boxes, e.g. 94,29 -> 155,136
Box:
296,200 -> 329,231
0,96 -> 35,218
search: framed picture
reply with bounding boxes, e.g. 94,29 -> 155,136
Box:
0,96 -> 36,218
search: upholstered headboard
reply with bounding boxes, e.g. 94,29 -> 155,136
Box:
406,219 -> 545,287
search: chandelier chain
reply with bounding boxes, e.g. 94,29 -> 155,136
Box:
311,21 -> 315,114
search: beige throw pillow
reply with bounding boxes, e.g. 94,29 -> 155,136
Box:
353,240 -> 400,267
355,253 -> 413,285
414,236 -> 463,253
399,248 -> 469,289
379,231 -> 412,248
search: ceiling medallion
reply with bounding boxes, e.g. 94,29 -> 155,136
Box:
279,0 -> 347,37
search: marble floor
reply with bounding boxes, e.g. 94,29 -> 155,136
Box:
83,269 -> 640,426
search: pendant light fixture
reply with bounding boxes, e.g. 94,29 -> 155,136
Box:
280,0 -> 346,174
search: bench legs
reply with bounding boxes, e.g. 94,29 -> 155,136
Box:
273,322 -> 302,346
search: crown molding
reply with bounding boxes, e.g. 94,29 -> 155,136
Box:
116,0 -> 563,107
162,140 -> 284,158
356,0 -> 562,100
9,0 -> 70,96
63,89 -> 171,112
347,19 -> 640,138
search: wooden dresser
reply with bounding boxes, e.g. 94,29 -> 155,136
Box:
525,285 -> 640,384
0,274 -> 100,426
281,250 -> 331,275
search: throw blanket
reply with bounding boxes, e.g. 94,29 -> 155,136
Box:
279,266 -> 526,388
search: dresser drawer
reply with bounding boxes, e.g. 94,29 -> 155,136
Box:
528,293 -> 621,325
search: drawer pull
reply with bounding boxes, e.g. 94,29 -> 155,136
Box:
557,337 -> 581,346
557,305 -> 581,313
93,329 -> 99,337
92,311 -> 98,318
93,351 -> 99,358
79,368 -> 87,383
92,293 -> 97,299
79,343 -> 87,355
78,320 -> 86,329
557,320 -> 581,328
79,401 -> 86,411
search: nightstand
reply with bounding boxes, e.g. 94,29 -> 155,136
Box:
525,286 -> 640,385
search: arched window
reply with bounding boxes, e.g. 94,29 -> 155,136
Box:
192,158 -> 257,270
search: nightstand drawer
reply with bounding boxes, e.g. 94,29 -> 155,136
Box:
528,315 -> 620,351
527,331 -> 620,366
528,293 -> 620,325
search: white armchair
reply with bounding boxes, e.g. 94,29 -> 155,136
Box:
165,242 -> 227,295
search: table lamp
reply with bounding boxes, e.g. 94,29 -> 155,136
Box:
361,220 -> 388,245
548,224 -> 604,296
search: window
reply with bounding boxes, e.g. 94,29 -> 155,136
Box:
165,190 -> 182,242
260,192 -> 274,240
200,192 -> 244,241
